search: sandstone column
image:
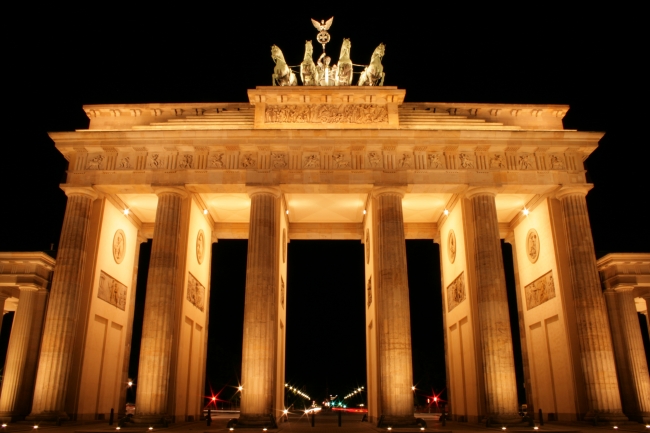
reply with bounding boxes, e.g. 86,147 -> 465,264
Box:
134,187 -> 187,423
28,187 -> 97,421
0,287 -> 49,421
238,187 -> 280,427
467,188 -> 519,423
604,288 -> 650,422
373,187 -> 416,427
557,187 -> 627,422
0,293 -> 9,337
642,294 -> 650,345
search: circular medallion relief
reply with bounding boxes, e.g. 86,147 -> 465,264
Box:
526,229 -> 540,263
113,229 -> 126,264
196,230 -> 205,264
282,229 -> 287,264
448,230 -> 457,264
366,229 -> 370,264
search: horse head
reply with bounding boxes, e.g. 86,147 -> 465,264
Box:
271,45 -> 285,63
339,38 -> 351,60
304,40 -> 313,59
372,43 -> 385,61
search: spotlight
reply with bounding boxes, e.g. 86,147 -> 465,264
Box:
502,428 -> 507,431
363,209 -> 367,215
286,210 -> 289,215
523,208 -> 529,216
443,209 -> 449,216
203,209 -> 208,215
123,209 -> 130,216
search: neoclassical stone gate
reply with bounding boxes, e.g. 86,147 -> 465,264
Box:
1,87 -> 649,425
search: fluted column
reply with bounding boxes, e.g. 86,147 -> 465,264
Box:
373,187 -> 416,426
467,188 -> 519,423
642,295 -> 650,344
134,187 -> 187,423
0,294 -> 8,337
604,288 -> 650,422
0,287 -> 49,421
28,187 -> 97,421
557,187 -> 626,422
239,187 -> 280,427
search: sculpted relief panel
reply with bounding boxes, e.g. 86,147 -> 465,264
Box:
113,229 -> 126,264
265,104 -> 388,124
526,229 -> 540,263
525,270 -> 556,310
98,271 -> 127,310
187,272 -> 205,312
448,230 -> 457,264
447,272 -> 465,312
76,149 -> 575,173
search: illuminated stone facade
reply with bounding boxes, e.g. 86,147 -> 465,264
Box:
1,87 -> 648,425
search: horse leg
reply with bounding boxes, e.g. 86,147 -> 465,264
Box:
379,72 -> 385,86
272,74 -> 277,86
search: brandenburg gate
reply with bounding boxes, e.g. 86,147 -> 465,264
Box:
1,81 -> 649,425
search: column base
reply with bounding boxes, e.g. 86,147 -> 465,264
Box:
484,413 -> 524,426
25,411 -> 70,424
235,413 -> 277,428
378,414 -> 418,428
584,411 -> 629,425
131,415 -> 172,427
0,412 -> 25,423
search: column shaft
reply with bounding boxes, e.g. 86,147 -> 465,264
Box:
135,191 -> 185,420
239,191 -> 279,425
29,192 -> 95,420
470,193 -> 519,422
0,289 -> 48,421
240,192 -> 280,425
604,289 -> 650,422
559,192 -> 626,421
375,191 -> 415,425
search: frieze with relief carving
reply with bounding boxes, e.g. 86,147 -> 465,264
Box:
98,271 -> 127,310
113,230 -> 126,264
265,104 -> 388,124
525,270 -> 555,310
447,272 -> 465,312
187,272 -> 205,312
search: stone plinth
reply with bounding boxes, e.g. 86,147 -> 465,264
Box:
247,86 -> 405,129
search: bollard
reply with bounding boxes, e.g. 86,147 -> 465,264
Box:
338,410 -> 342,427
311,413 -> 315,427
109,408 -> 114,425
207,408 -> 212,426
442,404 -> 446,427
538,409 -> 544,426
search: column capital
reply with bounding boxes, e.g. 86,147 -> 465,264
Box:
465,186 -> 499,199
371,186 -> 406,198
60,186 -> 98,200
18,284 -> 40,292
246,185 -> 281,199
152,186 -> 188,198
554,184 -> 593,200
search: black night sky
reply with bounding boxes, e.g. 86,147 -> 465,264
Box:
1,5 -> 646,410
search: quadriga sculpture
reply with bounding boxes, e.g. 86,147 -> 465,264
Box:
271,45 -> 297,86
300,40 -> 319,86
358,43 -> 385,86
336,38 -> 353,86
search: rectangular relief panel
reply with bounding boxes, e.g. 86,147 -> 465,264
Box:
525,270 -> 555,310
186,272 -> 205,312
98,271 -> 127,310
447,271 -> 466,312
